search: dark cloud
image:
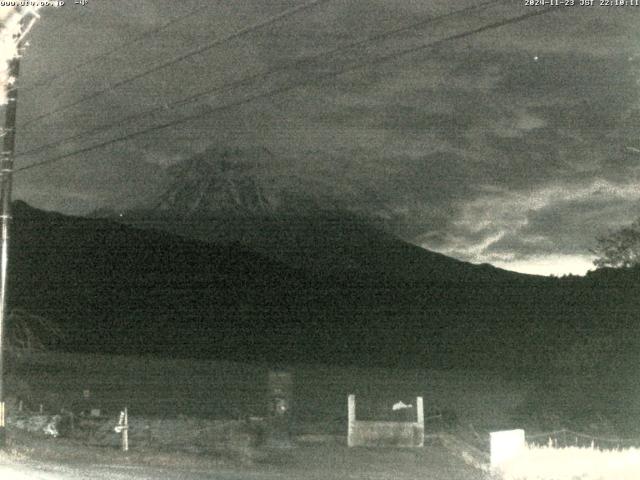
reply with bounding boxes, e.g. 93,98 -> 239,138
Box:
8,1 -> 640,274
485,191 -> 640,260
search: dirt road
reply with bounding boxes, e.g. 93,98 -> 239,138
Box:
0,435 -> 488,480
1,455 -> 488,480
1,460 -> 290,480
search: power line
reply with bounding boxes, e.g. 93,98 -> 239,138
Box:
21,2 -> 213,93
17,0 -> 504,159
15,5 -> 565,175
17,0 -> 332,130
17,4 -> 562,172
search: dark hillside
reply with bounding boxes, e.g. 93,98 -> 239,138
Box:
8,201 -> 315,361
8,202 -> 640,372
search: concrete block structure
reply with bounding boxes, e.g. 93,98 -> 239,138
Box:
347,394 -> 424,447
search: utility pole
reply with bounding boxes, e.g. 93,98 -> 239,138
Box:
0,8 -> 39,447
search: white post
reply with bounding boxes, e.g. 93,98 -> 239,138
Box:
416,396 -> 424,425
115,408 -> 129,452
122,407 -> 129,452
347,394 -> 356,447
416,396 -> 424,447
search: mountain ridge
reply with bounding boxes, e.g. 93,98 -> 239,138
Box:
9,200 -> 640,371
89,145 -> 535,284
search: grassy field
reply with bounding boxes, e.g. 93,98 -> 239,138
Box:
8,351 -> 640,478
2,426 -> 489,480
1,350 -> 523,478
6,350 -> 530,434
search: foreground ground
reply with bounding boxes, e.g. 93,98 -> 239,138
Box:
0,429 -> 488,480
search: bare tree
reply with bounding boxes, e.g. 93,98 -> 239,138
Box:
6,308 -> 62,358
592,218 -> 640,269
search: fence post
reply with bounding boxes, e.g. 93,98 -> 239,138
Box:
122,407 -> 129,452
416,396 -> 424,447
347,394 -> 356,447
265,370 -> 293,447
115,407 -> 129,452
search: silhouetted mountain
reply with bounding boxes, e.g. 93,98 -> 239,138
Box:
156,147 -> 277,216
94,147 -> 524,285
17,199 -> 640,370
84,147 -> 640,371
148,146 -> 354,218
9,201 -> 318,362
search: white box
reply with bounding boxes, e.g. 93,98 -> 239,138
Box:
490,429 -> 525,468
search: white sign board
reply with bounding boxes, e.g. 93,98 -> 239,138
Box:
490,429 -> 525,468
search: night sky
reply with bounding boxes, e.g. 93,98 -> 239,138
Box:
5,1 -> 640,276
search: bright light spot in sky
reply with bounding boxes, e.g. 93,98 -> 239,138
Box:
493,254 -> 595,277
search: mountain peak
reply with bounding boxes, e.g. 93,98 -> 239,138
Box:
154,146 -> 348,217
156,146 -> 279,216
